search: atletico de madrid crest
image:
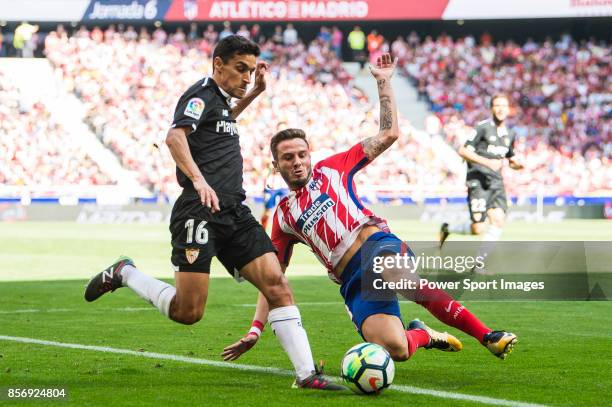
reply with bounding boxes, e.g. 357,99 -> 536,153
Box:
185,248 -> 200,264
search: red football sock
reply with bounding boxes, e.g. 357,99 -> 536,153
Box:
414,286 -> 491,342
405,329 -> 431,357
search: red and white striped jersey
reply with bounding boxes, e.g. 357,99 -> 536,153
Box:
271,142 -> 390,283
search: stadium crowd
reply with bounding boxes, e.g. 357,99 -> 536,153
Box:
43,24 -> 460,198
392,32 -> 611,196
4,23 -> 607,198
0,71 -> 113,187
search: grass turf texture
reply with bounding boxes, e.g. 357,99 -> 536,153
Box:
0,220 -> 611,406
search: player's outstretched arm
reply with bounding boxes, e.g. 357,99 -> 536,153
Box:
166,127 -> 220,212
221,263 -> 288,361
361,53 -> 401,161
231,61 -> 268,119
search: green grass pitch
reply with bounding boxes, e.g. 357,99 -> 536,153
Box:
0,220 -> 611,406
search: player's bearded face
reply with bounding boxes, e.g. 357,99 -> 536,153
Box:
214,54 -> 257,99
274,139 -> 312,190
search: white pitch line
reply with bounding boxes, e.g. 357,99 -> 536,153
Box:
234,302 -> 341,307
0,304 -> 341,314
0,335 -> 550,407
0,307 -> 155,314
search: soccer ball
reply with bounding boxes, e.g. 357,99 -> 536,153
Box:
340,342 -> 395,395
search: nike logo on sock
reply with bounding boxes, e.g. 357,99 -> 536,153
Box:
445,301 -> 454,313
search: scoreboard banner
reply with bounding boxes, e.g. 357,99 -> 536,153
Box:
0,0 -> 91,22
82,0 -> 172,21
442,0 -> 612,19
0,0 -> 610,23
164,0 -> 449,21
165,0 -> 612,21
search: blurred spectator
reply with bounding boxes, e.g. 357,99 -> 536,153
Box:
251,24 -> 264,44
236,24 -> 250,39
317,26 -> 331,45
407,30 -> 420,48
124,25 -> 138,42
367,29 -> 384,64
152,24 -> 167,44
14,22 -> 39,58
0,28 -> 5,57
348,25 -> 366,68
169,27 -> 187,51
283,23 -> 298,46
272,25 -> 283,45
187,22 -> 198,42
331,26 -> 343,58
219,21 -> 233,40
203,24 -> 218,45
91,26 -> 104,43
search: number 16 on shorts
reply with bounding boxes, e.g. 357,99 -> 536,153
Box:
184,219 -> 209,244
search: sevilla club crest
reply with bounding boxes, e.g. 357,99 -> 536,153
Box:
185,248 -> 200,264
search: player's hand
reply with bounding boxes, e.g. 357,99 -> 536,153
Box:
221,333 -> 259,361
486,158 -> 504,172
193,177 -> 220,213
508,157 -> 524,170
369,53 -> 398,81
252,61 -> 268,95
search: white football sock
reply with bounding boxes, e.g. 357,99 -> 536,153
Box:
475,226 -> 503,269
482,225 -> 503,241
449,222 -> 472,235
121,265 -> 176,317
268,305 -> 315,381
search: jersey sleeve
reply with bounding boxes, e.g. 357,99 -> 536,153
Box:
463,126 -> 483,152
171,88 -> 213,133
271,208 -> 298,266
317,142 -> 370,173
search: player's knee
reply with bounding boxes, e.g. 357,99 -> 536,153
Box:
472,223 -> 485,235
386,342 -> 410,362
173,306 -> 204,325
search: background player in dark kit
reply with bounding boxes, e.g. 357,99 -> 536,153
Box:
440,94 -> 524,246
85,35 -> 343,390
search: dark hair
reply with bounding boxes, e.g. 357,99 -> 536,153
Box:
490,93 -> 509,107
212,35 -> 260,68
270,128 -> 309,160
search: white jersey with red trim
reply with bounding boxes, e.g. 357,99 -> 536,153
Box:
271,142 -> 390,283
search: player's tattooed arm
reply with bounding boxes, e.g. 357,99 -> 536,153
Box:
363,53 -> 400,161
361,137 -> 388,159
379,95 -> 393,130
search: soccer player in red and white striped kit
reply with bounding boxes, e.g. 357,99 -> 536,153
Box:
223,54 -> 517,364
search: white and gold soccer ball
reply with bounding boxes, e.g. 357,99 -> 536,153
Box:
340,342 -> 395,395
